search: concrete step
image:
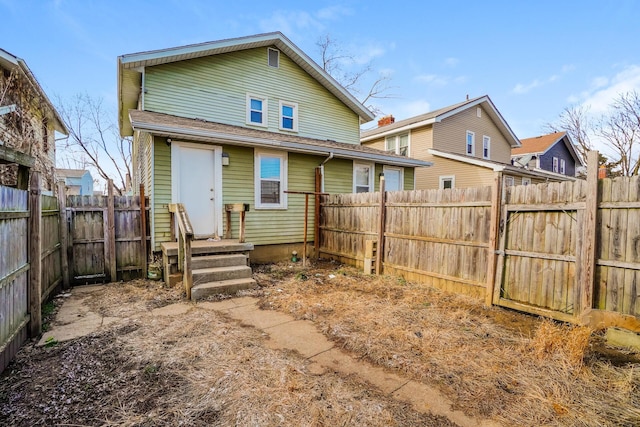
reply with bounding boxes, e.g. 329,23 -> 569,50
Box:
193,265 -> 252,284
192,254 -> 248,270
191,278 -> 257,300
162,240 -> 254,257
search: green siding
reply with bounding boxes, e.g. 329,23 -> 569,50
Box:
152,136 -> 172,251
222,146 -> 322,245
323,158 -> 354,194
144,47 -> 361,144
403,167 -> 415,190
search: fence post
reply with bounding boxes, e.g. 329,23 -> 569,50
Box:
139,184 -> 147,278
56,181 -> 70,289
579,151 -> 599,315
485,175 -> 502,306
28,172 -> 41,337
375,175 -> 386,275
106,180 -> 117,282
314,167 -> 322,259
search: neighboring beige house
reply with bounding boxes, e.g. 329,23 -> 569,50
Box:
361,95 -> 575,190
0,48 -> 67,191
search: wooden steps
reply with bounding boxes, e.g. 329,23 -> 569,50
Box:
161,239 -> 256,300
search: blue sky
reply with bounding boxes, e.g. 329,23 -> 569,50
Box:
2,0 -> 639,143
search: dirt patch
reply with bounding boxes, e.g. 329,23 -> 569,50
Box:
252,260 -> 640,426
0,279 -> 454,426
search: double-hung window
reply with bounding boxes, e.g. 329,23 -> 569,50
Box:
255,150 -> 287,209
482,136 -> 490,159
552,157 -> 559,173
385,134 -> 409,156
466,131 -> 475,156
247,94 -> 267,127
279,101 -> 298,131
353,162 -> 374,193
560,159 -> 566,175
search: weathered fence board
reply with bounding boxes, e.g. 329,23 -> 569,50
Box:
319,160 -> 640,327
41,195 -> 62,302
65,192 -> 149,284
0,185 -> 29,373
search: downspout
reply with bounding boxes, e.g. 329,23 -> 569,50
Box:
318,152 -> 334,193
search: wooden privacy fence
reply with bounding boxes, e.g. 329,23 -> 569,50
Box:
319,152 -> 640,331
62,183 -> 149,285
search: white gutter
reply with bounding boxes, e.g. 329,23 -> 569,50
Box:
131,119 -> 432,168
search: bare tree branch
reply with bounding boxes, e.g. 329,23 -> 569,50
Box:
316,34 -> 397,116
55,93 -> 131,194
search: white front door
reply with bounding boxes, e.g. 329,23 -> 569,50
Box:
172,143 -> 222,238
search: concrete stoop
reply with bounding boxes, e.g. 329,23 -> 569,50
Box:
161,240 -> 256,300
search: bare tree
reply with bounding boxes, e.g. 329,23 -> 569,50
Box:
56,93 -> 131,194
544,104 -> 593,164
316,35 -> 394,115
596,91 -> 640,176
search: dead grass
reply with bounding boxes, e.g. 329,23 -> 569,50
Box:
255,260 -> 640,426
0,278 -> 453,426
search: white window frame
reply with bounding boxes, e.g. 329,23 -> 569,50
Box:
466,131 -> 475,156
279,100 -> 298,132
552,156 -> 559,173
504,176 -> 515,187
246,94 -> 268,127
522,177 -> 531,186
353,162 -> 374,193
482,136 -> 490,159
268,48 -> 279,68
439,175 -> 455,190
560,159 -> 566,175
385,133 -> 410,156
383,166 -> 404,191
254,150 -> 287,209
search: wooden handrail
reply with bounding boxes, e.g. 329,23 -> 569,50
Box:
169,203 -> 194,299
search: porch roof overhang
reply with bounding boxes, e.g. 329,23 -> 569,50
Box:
429,149 -> 577,181
129,110 -> 432,168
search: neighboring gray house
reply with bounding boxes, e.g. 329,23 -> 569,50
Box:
56,168 -> 93,195
511,131 -> 584,177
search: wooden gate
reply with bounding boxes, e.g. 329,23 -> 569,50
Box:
493,181 -> 587,323
66,194 -> 111,284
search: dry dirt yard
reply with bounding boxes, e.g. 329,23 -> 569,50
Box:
1,259 -> 640,426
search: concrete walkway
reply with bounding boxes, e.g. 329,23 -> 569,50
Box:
199,297 -> 500,427
40,289 -> 499,427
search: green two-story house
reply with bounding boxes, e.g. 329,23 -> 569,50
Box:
118,32 -> 430,261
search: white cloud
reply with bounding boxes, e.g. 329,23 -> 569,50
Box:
398,100 -> 432,118
512,65 -> 574,95
414,73 -> 466,87
258,10 -> 323,36
316,5 -> 353,20
577,65 -> 640,114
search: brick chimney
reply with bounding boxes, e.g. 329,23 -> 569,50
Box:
598,165 -> 608,179
378,114 -> 395,127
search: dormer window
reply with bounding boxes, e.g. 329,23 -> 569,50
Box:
268,48 -> 279,68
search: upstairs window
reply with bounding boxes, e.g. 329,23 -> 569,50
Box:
353,162 -> 374,193
255,150 -> 287,209
482,135 -> 490,159
247,94 -> 267,127
385,134 -> 409,156
466,131 -> 475,156
560,159 -> 566,175
279,101 -> 298,131
552,156 -> 559,173
268,48 -> 279,68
